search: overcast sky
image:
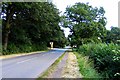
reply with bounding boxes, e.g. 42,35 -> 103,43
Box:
52,0 -> 119,37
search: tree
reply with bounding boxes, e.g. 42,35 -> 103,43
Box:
106,27 -> 120,44
62,2 -> 107,46
2,2 -> 67,54
2,2 -> 36,50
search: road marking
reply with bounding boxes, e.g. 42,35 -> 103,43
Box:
42,54 -> 46,56
51,52 -> 55,53
16,59 -> 31,64
42,53 -> 49,56
42,52 -> 52,56
5,52 -> 56,64
16,57 -> 37,64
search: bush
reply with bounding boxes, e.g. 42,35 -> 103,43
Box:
17,44 -> 33,53
77,43 -> 120,78
2,43 -> 20,55
2,43 -> 48,55
31,43 -> 47,51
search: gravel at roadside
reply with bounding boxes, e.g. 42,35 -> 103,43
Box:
43,51 -> 83,78
62,52 -> 83,78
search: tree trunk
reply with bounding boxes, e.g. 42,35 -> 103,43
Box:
3,21 -> 10,50
3,31 -> 9,50
3,4 -> 14,50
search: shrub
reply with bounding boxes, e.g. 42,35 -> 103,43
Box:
77,43 -> 120,78
17,44 -> 33,53
2,43 -> 48,55
2,43 -> 20,55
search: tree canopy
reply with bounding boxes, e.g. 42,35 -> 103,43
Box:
61,2 -> 107,46
2,2 -> 67,54
105,27 -> 120,44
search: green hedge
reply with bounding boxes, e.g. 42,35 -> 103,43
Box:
77,43 -> 120,78
2,43 -> 48,55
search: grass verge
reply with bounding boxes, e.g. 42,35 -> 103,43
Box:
74,52 -> 102,79
0,50 -> 49,59
37,51 -> 66,79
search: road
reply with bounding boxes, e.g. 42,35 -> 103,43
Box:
1,48 -> 67,79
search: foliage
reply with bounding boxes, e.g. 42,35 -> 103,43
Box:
77,43 -> 120,78
2,2 -> 67,54
62,2 -> 107,46
105,27 -> 120,44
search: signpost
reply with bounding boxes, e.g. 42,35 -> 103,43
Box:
50,42 -> 53,49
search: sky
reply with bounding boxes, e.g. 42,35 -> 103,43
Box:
52,0 -> 119,37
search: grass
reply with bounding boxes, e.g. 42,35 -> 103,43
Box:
37,51 -> 66,79
74,52 -> 102,79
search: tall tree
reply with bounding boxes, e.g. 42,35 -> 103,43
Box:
2,2 -> 35,50
2,2 -> 67,53
62,2 -> 107,46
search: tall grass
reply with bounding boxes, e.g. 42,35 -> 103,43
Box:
74,52 -> 102,79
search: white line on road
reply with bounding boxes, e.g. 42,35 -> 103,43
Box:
16,59 -> 31,64
16,57 -> 37,64
42,52 -> 54,56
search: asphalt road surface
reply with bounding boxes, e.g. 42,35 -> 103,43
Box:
1,48 -> 67,79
